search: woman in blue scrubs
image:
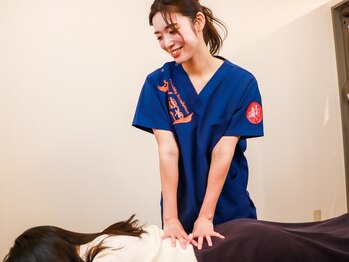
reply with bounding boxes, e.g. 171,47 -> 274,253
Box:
133,0 -> 263,250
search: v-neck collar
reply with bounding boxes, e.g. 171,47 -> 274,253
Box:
174,59 -> 228,100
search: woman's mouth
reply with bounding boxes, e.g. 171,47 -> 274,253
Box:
170,47 -> 182,58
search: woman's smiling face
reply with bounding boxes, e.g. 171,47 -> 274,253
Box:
152,12 -> 202,64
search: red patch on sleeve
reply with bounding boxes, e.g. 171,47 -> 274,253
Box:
246,102 -> 263,124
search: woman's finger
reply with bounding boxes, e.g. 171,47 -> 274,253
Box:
171,236 -> 176,247
191,239 -> 198,247
198,236 -> 204,250
206,235 -> 212,247
179,237 -> 187,249
161,232 -> 169,240
214,231 -> 225,239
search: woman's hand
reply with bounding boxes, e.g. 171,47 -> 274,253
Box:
190,216 -> 225,250
162,218 -> 191,249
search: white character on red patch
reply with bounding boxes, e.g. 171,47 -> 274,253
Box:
246,102 -> 263,124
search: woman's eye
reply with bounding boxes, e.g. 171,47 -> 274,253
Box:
169,28 -> 179,35
170,25 -> 179,34
156,36 -> 163,41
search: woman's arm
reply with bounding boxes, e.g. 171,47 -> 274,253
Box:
153,129 -> 190,248
191,136 -> 240,249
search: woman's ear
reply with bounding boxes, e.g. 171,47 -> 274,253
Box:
194,12 -> 206,32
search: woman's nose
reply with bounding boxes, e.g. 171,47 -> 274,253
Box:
163,35 -> 174,49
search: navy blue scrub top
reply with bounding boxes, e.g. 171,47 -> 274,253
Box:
133,58 -> 264,233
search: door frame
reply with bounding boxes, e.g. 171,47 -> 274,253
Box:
332,0 -> 349,210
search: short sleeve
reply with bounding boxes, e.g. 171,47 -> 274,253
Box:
132,76 -> 173,134
224,77 -> 264,138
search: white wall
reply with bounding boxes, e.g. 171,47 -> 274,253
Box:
0,0 -> 346,258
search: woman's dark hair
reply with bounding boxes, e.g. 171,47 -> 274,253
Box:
149,0 -> 227,55
3,215 -> 145,262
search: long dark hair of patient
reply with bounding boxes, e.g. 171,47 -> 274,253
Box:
3,215 -> 145,262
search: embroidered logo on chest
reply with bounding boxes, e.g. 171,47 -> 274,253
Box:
158,79 -> 193,125
246,102 -> 263,124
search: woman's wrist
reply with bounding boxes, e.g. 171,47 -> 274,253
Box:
164,216 -> 178,221
163,214 -> 179,222
198,212 -> 214,221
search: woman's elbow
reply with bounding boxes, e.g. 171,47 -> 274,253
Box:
211,146 -> 234,162
158,144 -> 179,158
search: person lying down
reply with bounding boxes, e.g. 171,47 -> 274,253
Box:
4,213 -> 349,262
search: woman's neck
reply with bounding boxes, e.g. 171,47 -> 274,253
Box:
183,52 -> 223,78
182,43 -> 222,77
181,48 -> 224,94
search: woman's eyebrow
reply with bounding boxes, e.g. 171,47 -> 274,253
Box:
154,23 -> 178,34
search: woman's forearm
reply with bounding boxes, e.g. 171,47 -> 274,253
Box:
159,151 -> 179,220
153,129 -> 180,221
153,130 -> 190,246
199,154 -> 233,219
199,136 -> 239,219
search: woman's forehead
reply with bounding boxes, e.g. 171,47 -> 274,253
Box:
152,12 -> 189,31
